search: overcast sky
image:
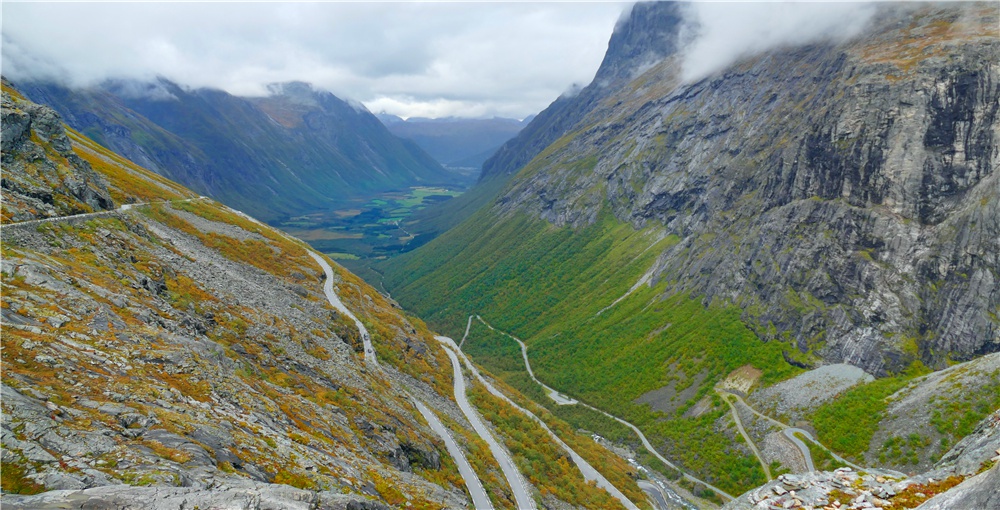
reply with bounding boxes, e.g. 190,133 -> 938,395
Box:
1,2 -> 628,119
2,1 -> 890,119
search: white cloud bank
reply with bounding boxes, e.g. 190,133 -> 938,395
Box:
679,2 -> 878,82
1,1 -> 890,118
1,2 -> 627,119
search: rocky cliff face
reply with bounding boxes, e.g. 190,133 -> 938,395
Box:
1,84 -> 114,221
492,2 -> 1000,374
479,1 -> 686,183
13,79 -> 452,223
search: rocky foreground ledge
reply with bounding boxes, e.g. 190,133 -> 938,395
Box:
721,466 -> 998,510
724,408 -> 1000,510
0,483 -> 392,510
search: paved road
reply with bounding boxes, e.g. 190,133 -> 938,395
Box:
719,392 -> 772,480
308,252 -> 501,507
785,428 -> 863,471
413,400 -> 493,509
474,318 -> 733,502
476,317 -> 576,405
0,196 -> 206,230
638,481 -> 670,510
307,252 -> 377,368
437,340 -> 537,510
637,479 -> 698,510
576,399 -> 734,502
458,315 -> 474,348
719,391 -> 864,472
783,429 -> 816,472
441,334 -> 640,509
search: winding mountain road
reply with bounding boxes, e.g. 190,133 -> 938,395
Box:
783,429 -> 816,472
307,252 -> 377,368
638,481 -> 670,510
458,315 -> 474,348
412,400 -> 493,510
439,334 -> 640,509
476,317 -> 576,405
576,399 -> 734,502
0,196 -> 206,230
719,392 -> 772,480
719,390 -> 862,472
472,316 -> 734,502
437,340 -> 537,510
308,252 -> 501,507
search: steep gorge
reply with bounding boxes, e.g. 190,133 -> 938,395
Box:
381,1 -> 1000,497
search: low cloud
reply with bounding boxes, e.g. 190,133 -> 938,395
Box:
679,2 -> 878,82
1,2 -> 626,119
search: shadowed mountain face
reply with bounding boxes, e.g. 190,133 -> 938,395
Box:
13,80 -> 453,223
385,1 -> 999,377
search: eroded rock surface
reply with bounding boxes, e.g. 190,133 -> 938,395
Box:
493,3 -> 1000,374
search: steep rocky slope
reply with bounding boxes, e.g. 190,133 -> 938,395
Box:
480,1 -> 685,183
1,87 -> 653,509
387,1 -> 999,375
1,86 -> 466,507
1,83 -> 115,221
381,1 -> 1000,497
494,2 -> 1000,373
14,79 -> 453,223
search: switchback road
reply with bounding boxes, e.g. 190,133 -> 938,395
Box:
471,317 -> 734,502
437,340 -> 537,510
309,252 -> 498,507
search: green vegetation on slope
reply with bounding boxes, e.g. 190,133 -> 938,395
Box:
383,208 -> 799,494
468,384 -> 629,509
928,369 -> 1000,444
810,376 -> 912,461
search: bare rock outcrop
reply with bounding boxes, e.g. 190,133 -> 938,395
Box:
2,84 -> 114,221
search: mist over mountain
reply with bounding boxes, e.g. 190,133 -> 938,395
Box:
3,2 -> 1000,509
13,79 -> 453,223
382,0 -> 1000,502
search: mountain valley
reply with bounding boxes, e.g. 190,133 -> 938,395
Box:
3,1 -> 1000,509
13,80 -> 459,224
1,85 -> 651,509
378,0 -> 1000,506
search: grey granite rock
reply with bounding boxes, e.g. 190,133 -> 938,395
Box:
491,3 -> 1000,374
913,465 -> 1000,510
1,484 -> 393,510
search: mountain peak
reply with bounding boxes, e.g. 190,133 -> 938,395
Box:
593,1 -> 686,85
264,81 -> 321,106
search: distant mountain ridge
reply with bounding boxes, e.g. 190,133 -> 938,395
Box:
13,79 -> 453,223
376,114 -> 533,175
